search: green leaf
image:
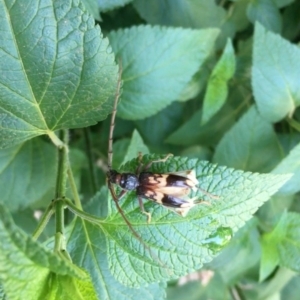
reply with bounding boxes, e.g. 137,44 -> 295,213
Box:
260,232 -> 280,282
122,130 -> 149,165
252,23 -> 300,122
81,0 -> 101,20
108,26 -> 219,119
0,139 -> 57,211
69,155 -> 290,287
0,204 -> 90,299
133,0 -> 227,29
40,274 -> 97,300
67,189 -> 166,300
0,0 -> 118,149
106,155 -> 290,286
247,0 -> 282,33
261,212 -> 300,276
201,39 -> 236,125
273,141 -> 300,195
213,106 -> 282,172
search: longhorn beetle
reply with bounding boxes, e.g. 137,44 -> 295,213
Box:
106,63 -> 218,227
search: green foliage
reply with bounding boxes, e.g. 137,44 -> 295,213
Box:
108,26 -> 219,119
201,39 -> 236,125
1,0 -> 300,299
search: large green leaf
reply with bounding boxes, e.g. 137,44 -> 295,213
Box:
69,154 -> 289,288
108,26 -> 219,119
0,138 -> 57,211
213,106 -> 282,172
0,0 -> 118,149
0,204 -> 95,299
252,22 -> 300,122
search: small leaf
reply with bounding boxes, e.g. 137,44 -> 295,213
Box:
261,212 -> 300,276
272,141 -> 300,195
201,39 -> 236,125
252,23 -> 300,122
40,274 -> 97,300
0,0 -> 118,149
260,232 -> 280,282
213,106 -> 282,172
0,139 -> 57,211
122,130 -> 149,165
108,25 -> 219,119
247,0 -> 282,33
105,155 -> 290,286
0,204 -> 89,299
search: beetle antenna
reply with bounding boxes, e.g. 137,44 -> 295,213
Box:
108,61 -> 123,171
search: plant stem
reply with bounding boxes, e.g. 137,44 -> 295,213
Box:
32,202 -> 55,240
48,131 -> 64,148
62,197 -> 102,225
67,164 -> 83,210
55,130 -> 68,198
287,117 -> 300,132
53,130 -> 69,252
84,127 -> 98,194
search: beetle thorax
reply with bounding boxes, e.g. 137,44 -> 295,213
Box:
120,173 -> 139,190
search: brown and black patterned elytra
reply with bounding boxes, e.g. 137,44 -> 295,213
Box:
108,165 -> 204,219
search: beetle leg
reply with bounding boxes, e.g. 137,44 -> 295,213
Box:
138,196 -> 152,223
144,153 -> 173,171
116,189 -> 127,201
136,152 -> 144,174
